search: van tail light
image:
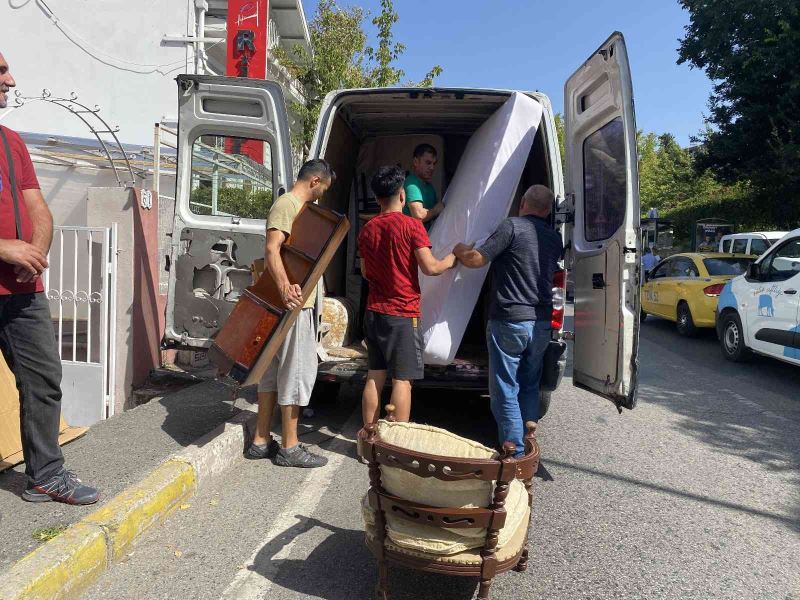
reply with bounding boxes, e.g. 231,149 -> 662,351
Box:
551,269 -> 566,330
704,283 -> 726,297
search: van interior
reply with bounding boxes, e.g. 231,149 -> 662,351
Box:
314,90 -> 555,365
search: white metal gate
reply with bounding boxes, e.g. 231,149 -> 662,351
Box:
44,225 -> 117,426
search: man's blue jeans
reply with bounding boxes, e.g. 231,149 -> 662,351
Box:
487,319 -> 551,457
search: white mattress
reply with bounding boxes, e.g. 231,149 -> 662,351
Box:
420,93 -> 544,365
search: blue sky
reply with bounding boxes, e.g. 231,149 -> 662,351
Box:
299,0 -> 713,146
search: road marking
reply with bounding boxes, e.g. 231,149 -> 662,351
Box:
219,408 -> 362,600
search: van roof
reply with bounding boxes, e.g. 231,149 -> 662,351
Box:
722,231 -> 788,239
322,88 -> 549,136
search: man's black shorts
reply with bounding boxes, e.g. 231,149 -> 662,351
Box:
364,310 -> 424,380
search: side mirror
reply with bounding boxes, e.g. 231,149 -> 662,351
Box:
747,263 -> 762,281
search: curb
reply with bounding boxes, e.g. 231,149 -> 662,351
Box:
0,409 -> 256,600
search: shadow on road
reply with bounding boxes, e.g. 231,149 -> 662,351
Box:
638,317 -> 800,529
249,515 -> 479,600
547,457 -> 799,531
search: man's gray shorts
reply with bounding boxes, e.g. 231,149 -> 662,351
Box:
258,308 -> 317,406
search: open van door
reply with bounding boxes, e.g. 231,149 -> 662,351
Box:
164,75 -> 293,348
564,33 -> 641,410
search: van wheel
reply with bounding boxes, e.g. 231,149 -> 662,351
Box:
640,309 -> 647,323
538,390 -> 552,419
676,302 -> 698,337
720,312 -> 751,362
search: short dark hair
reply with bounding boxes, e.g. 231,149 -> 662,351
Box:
412,143 -> 437,159
297,159 -> 336,183
370,166 -> 406,200
644,247 -> 651,254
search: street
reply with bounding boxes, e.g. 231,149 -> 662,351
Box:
81,311 -> 800,600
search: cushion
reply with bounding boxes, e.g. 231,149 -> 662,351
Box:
364,500 -> 531,566
376,420 -> 496,510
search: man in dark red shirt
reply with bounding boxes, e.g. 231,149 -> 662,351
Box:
357,166 -> 456,425
0,53 -> 98,505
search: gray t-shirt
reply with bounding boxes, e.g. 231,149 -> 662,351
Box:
477,215 -> 563,322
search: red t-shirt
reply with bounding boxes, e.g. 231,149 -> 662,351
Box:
0,126 -> 43,295
358,211 -> 431,317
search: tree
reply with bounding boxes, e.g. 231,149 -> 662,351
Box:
190,187 -> 273,220
678,0 -> 800,228
273,0 -> 443,155
553,113 -> 565,173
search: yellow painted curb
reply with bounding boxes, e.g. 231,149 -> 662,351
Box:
0,523 -> 107,600
84,459 -> 197,560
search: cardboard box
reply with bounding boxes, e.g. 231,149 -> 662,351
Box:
0,353 -> 86,473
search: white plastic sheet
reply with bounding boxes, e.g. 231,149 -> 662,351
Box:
420,93 -> 544,365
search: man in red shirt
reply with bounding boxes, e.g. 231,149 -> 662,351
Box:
0,53 -> 98,504
357,166 -> 456,425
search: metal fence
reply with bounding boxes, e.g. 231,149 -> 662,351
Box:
44,225 -> 117,426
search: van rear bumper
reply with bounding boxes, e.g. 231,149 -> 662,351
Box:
316,349 -> 566,393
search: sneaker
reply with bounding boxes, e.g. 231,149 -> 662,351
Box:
274,444 -> 328,468
245,437 -> 280,460
22,470 -> 99,505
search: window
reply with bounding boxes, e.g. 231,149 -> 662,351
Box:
703,257 -> 754,276
749,238 -> 769,256
189,135 -> 274,219
650,260 -> 671,279
583,118 -> 626,242
673,257 -> 699,278
763,239 -> 800,282
732,238 -> 748,254
722,239 -> 732,253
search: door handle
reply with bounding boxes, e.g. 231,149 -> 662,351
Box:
784,289 -> 798,295
592,273 -> 606,289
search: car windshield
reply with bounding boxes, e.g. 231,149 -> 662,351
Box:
703,257 -> 754,276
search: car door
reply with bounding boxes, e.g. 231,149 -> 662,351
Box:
565,32 -> 640,409
746,237 -> 800,363
671,256 -> 701,312
164,75 -> 294,348
642,259 -> 673,318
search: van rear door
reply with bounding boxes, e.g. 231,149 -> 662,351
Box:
564,32 -> 641,410
164,75 -> 293,348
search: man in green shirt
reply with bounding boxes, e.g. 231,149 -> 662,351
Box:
403,143 -> 444,227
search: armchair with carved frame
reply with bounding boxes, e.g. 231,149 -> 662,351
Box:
358,413 -> 539,600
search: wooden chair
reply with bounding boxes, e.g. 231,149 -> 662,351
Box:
358,410 -> 539,600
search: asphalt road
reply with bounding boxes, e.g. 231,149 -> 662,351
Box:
82,311 -> 800,600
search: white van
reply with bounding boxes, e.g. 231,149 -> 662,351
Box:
719,232 -> 787,257
163,32 -> 642,412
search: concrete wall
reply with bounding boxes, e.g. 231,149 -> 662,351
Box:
87,187 -> 163,415
33,162 -> 134,227
1,0 -> 193,145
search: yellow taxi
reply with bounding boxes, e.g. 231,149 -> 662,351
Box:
641,253 -> 755,336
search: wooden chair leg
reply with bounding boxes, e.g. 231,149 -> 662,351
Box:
374,555 -> 390,600
478,578 -> 492,600
514,547 -> 529,572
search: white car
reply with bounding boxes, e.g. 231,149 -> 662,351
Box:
718,231 -> 787,257
716,229 -> 800,365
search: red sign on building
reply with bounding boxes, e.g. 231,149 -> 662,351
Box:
226,0 -> 269,163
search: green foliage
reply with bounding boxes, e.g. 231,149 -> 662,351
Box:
553,113 -> 565,174
368,0 -> 405,87
636,129 -> 765,247
32,525 -> 67,543
678,0 -> 800,228
190,187 -> 273,220
273,0 -> 443,155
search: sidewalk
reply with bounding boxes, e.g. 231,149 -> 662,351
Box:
0,379 -> 252,572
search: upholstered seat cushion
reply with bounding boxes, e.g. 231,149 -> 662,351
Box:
364,502 -> 530,565
363,420 -> 529,555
